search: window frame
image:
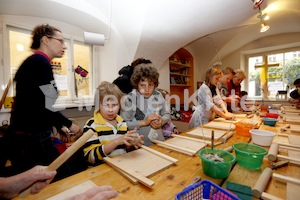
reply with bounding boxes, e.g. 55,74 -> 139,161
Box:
241,42 -> 300,100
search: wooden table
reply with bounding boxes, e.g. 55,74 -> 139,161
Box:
225,122 -> 300,199
15,122 -> 298,200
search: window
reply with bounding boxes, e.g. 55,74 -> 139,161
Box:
7,25 -> 93,106
248,50 -> 300,99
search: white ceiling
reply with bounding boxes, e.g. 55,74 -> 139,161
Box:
1,0 -> 300,67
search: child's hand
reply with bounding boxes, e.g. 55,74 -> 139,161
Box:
122,129 -> 144,148
150,116 -> 162,129
142,113 -> 159,126
172,128 -> 179,135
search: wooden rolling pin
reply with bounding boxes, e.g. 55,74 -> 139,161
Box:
19,129 -> 94,198
252,167 -> 273,198
268,143 -> 300,163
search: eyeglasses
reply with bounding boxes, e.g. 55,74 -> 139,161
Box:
48,37 -> 65,45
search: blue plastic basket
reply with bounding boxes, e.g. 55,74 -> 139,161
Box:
175,180 -> 240,200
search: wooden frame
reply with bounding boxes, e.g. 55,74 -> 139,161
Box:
103,145 -> 177,188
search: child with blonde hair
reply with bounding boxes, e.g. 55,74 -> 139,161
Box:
82,81 -> 144,166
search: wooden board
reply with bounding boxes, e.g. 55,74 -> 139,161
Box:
287,135 -> 300,200
290,125 -> 300,133
187,128 -> 227,140
103,147 -> 177,187
284,116 -> 300,123
212,117 -> 241,124
158,135 -> 206,156
234,113 -> 248,118
203,121 -> 236,130
287,183 -> 300,200
47,180 -> 97,200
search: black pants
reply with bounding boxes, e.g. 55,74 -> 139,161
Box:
8,130 -> 73,182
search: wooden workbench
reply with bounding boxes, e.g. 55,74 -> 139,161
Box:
15,121 -> 299,200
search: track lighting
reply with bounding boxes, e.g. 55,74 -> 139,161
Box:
257,5 -> 270,33
260,23 -> 270,33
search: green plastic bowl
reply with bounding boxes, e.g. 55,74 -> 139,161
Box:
232,143 -> 267,169
198,148 -> 236,179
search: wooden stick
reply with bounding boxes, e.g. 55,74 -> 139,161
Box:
278,145 -> 300,152
151,139 -> 195,156
108,165 -> 138,184
276,142 -> 300,149
261,192 -> 284,200
19,130 -> 94,198
104,157 -> 155,188
141,145 -> 178,164
0,78 -> 11,111
273,173 -> 300,185
171,134 -> 206,142
277,155 -> 300,164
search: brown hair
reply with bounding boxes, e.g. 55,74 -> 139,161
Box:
31,24 -> 61,50
222,67 -> 235,76
96,81 -> 124,105
204,67 -> 222,87
131,58 -> 152,69
131,63 -> 159,88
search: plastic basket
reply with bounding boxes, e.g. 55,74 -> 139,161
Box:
175,180 -> 240,200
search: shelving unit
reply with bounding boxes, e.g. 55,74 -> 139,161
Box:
169,48 -> 194,107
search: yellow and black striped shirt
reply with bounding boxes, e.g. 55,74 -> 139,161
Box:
82,111 -> 127,165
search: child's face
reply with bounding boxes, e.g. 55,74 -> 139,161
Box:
233,76 -> 244,85
211,74 -> 221,86
220,73 -> 233,84
100,99 -> 120,121
138,79 -> 155,98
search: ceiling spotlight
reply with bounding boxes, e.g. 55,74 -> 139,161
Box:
257,13 -> 269,21
260,23 -> 270,33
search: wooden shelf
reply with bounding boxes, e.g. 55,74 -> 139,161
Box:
170,73 -> 191,77
170,84 -> 191,87
169,48 -> 194,105
169,61 -> 191,68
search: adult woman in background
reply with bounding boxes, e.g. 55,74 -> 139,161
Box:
226,69 -> 247,98
189,67 -> 234,128
7,24 -> 83,181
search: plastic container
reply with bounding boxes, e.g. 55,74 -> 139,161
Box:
235,121 -> 254,137
260,105 -> 269,112
250,129 -> 276,146
261,118 -> 277,126
260,113 -> 279,119
198,148 -> 236,179
175,180 -> 239,200
232,142 -> 267,169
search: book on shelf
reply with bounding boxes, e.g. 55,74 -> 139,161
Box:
170,77 -> 176,84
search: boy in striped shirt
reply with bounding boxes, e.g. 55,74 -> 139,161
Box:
83,81 -> 144,166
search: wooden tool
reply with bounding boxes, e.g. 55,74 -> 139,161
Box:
19,129 -> 94,198
103,145 -> 177,188
268,143 -> 300,164
155,134 -> 206,156
0,78 -> 11,111
252,167 -> 284,200
280,124 -> 290,132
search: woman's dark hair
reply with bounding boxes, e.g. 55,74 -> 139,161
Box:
131,63 -> 159,89
31,24 -> 61,50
